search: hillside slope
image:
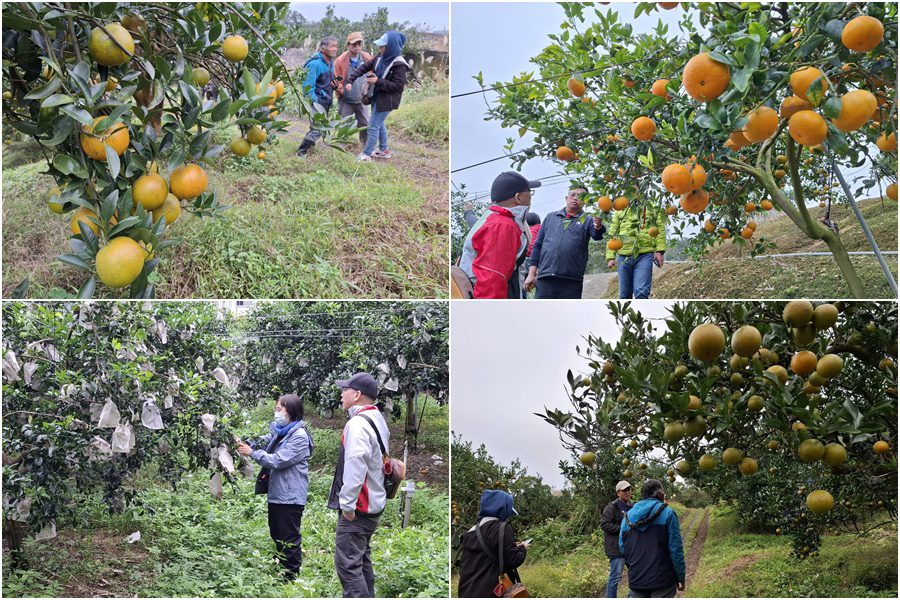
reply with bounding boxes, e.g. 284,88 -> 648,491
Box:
599,198 -> 897,299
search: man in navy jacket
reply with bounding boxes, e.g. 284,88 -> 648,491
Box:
524,185 -> 605,299
619,479 -> 686,598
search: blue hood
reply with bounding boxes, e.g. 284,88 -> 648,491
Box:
375,31 -> 406,78
478,489 -> 516,521
304,52 -> 326,68
624,497 -> 667,531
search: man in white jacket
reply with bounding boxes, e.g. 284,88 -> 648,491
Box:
328,372 -> 391,598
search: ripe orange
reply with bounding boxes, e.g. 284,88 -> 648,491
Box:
651,79 -> 670,100
689,164 -> 707,190
832,89 -> 877,132
719,228 -> 731,239
631,116 -> 657,141
729,130 -> 751,148
761,200 -> 774,211
666,205 -> 677,216
747,221 -> 757,231
740,227 -> 753,239
841,15 -> 884,52
133,173 -> 168,210
724,138 -> 741,152
648,226 -> 659,237
744,202 -> 756,213
257,151 -> 266,160
623,79 -> 635,88
151,193 -> 182,225
222,35 -> 249,62
683,52 -> 730,102
274,80 -> 285,98
791,350 -> 818,376
780,95 -> 814,119
170,163 -> 208,200
567,77 -> 586,97
659,2 -> 679,8
70,207 -> 99,235
873,440 -> 891,454
597,196 -> 613,212
688,323 -> 726,362
887,183 -> 897,200
557,146 -> 576,161
744,106 -> 779,142
81,116 -> 130,161
662,163 -> 693,194
89,23 -> 134,67
613,197 -> 629,211
607,238 -> 624,251
788,111 -> 828,146
680,188 -> 709,214
790,67 -> 828,102
876,132 -> 897,152
774,169 -> 786,179
703,220 -> 715,233
96,236 -> 145,288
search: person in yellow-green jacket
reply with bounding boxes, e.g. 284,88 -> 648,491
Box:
605,204 -> 667,299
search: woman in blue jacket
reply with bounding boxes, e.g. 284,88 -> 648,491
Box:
237,393 -> 313,580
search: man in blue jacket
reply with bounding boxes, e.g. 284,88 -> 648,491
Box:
297,36 -> 339,157
523,184 -> 605,299
619,479 -> 686,598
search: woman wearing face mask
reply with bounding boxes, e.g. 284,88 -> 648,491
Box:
237,393 -> 314,580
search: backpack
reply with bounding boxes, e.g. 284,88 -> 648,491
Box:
358,413 -> 405,499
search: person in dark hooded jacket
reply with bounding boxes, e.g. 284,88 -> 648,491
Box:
346,31 -> 410,162
600,480 -> 634,597
618,479 -> 685,598
457,490 -> 528,597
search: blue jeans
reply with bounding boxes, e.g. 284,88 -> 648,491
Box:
363,108 -> 391,155
617,253 -> 654,299
606,556 -> 625,597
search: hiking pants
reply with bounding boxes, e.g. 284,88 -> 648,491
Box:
299,102 -> 330,151
606,556 -> 626,597
338,99 -> 369,144
335,512 -> 380,597
267,503 -> 304,577
629,584 -> 677,598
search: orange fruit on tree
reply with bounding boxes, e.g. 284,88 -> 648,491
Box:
151,193 -> 182,225
683,52 -> 730,102
719,228 -> 731,239
740,227 -> 753,239
95,236 -> 145,288
832,89 -> 877,132
631,116 -> 657,141
724,138 -> 741,151
81,116 -> 130,161
597,196 -> 613,212
774,169 -> 786,179
648,226 -> 659,237
761,200 -> 774,211
70,207 -> 100,235
666,205 -> 677,216
887,183 -> 897,200
659,2 -> 679,8
247,126 -> 267,145
790,67 -> 828,102
876,132 -> 897,152
613,197 -> 629,211
841,15 -> 885,52
729,130 -> 752,148
689,164 -> 707,190
703,219 -> 715,233
623,79 -> 635,88
873,440 -> 891,454
791,350 -> 818,376
133,173 -> 168,210
89,23 -> 134,67
556,146 -> 575,161
780,95 -> 814,119
192,67 -> 211,87
744,201 -> 756,213
747,221 -> 757,231
680,188 -> 709,214
788,110 -> 828,146
170,163 -> 209,200
651,79 -> 670,100
662,163 -> 693,194
257,151 -> 266,160
607,238 -> 624,251
222,35 -> 249,62
230,137 -> 251,156
743,106 -> 779,142
274,80 -> 285,98
567,77 -> 586,97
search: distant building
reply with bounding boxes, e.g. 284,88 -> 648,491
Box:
215,300 -> 256,318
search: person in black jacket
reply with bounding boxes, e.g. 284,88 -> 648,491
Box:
524,184 -> 606,299
600,480 -> 634,597
457,490 -> 528,597
345,31 -> 410,162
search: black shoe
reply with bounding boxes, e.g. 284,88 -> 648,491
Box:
296,147 -> 309,157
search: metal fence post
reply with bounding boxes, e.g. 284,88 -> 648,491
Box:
402,480 -> 416,528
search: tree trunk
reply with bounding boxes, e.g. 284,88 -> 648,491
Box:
405,392 -> 418,450
4,518 -> 27,569
819,229 -> 866,298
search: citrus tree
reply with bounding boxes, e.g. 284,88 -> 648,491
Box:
234,301 -> 449,447
485,2 -> 897,297
538,300 -> 897,558
1,301 -> 248,566
1,2 -> 355,298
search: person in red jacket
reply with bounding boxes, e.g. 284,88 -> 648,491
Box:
458,171 -> 541,299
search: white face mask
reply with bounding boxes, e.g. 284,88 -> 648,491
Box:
274,411 -> 289,426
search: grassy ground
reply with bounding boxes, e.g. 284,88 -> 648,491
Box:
453,502 -> 897,598
2,400 -> 450,598
602,198 -> 898,298
2,90 -> 448,299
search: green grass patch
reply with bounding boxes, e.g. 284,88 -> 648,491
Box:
389,96 -> 448,144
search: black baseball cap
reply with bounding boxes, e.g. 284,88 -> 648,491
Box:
335,372 -> 379,399
490,171 -> 542,202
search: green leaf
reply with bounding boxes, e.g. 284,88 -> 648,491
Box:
210,98 -> 231,121
57,254 -> 91,270
24,77 -> 63,100
707,51 -> 734,66
823,97 -> 842,119
52,154 -> 80,175
189,130 -> 212,157
732,68 -> 753,93
105,145 -> 121,179
242,69 -> 256,98
807,77 -> 826,107
77,275 -> 97,299
59,105 -> 94,127
108,217 -> 142,238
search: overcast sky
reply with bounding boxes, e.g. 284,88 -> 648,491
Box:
450,2 -> 686,220
290,2 -> 448,31
451,300 -> 674,489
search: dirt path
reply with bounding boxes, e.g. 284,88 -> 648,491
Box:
678,508 -> 709,597
583,263 -> 676,298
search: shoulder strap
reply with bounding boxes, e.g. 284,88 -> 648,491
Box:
475,520 -> 497,562
497,520 -> 506,577
358,413 -> 388,457
623,502 -> 668,529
